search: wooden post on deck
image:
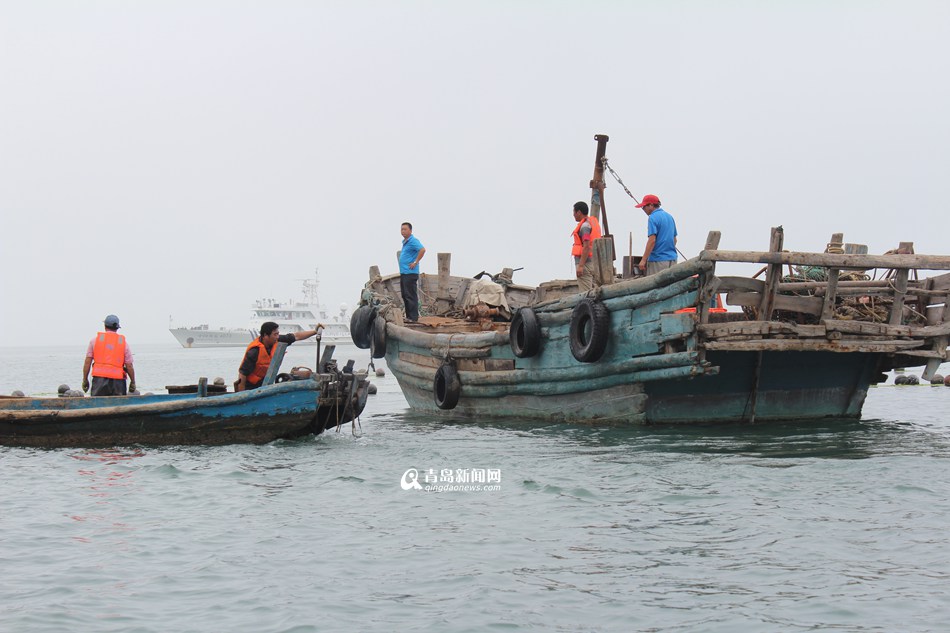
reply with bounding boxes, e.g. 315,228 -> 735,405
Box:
820,233 -> 844,322
889,242 -> 913,325
697,231 -> 722,325
758,227 -> 784,320
591,237 -> 616,286
437,253 -> 451,295
435,253 -> 453,313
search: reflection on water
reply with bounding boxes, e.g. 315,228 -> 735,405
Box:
65,449 -> 145,546
395,409 -> 950,461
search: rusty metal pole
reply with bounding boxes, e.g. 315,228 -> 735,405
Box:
590,134 -> 609,230
589,134 -> 615,262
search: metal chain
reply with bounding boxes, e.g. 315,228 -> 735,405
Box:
602,157 -> 687,262
602,157 -> 639,204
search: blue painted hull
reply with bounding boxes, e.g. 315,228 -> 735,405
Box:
0,379 -> 368,447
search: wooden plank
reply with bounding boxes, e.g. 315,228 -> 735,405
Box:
778,280 -> 917,291
821,268 -> 840,322
699,321 -> 827,339
758,227 -> 784,320
262,342 -> 289,386
697,274 -> 721,325
889,268 -> 909,325
927,271 -> 950,292
922,301 -> 950,380
696,234 -> 722,328
701,250 -> 950,270
703,339 -> 925,353
727,292 -> 823,316
823,319 -> 912,337
319,344 -> 337,373
437,253 -> 451,298
660,313 -> 697,339
718,276 -> 766,293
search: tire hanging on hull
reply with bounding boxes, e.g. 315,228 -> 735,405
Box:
350,305 -> 376,349
569,298 -> 610,363
434,363 -> 461,410
371,315 -> 387,359
509,307 -> 541,358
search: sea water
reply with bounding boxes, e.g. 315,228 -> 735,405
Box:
2,344 -> 950,632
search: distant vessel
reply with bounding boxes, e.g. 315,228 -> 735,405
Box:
170,273 -> 350,348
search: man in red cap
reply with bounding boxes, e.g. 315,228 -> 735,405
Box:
635,194 -> 678,275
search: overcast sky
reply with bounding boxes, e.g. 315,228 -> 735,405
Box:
2,1 -> 948,348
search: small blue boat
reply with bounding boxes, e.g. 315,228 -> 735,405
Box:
0,344 -> 370,447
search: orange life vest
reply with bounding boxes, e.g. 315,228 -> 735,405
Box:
243,338 -> 277,386
571,215 -> 602,258
675,294 -> 728,314
92,331 -> 127,379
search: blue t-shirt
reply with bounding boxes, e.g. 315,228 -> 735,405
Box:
647,208 -> 677,262
399,235 -> 424,275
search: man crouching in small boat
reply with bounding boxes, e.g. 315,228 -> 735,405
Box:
235,321 -> 323,392
82,314 -> 137,396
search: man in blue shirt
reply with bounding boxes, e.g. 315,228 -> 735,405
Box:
399,222 -> 426,322
635,194 -> 678,275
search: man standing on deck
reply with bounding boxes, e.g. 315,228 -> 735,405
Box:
82,314 -> 136,396
399,222 -> 426,323
235,321 -> 323,391
636,194 -> 678,275
571,201 -> 602,292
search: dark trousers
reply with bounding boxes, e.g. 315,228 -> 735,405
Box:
400,273 -> 420,321
91,376 -> 127,396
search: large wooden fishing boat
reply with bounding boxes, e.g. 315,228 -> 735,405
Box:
1,344 -> 370,447
350,138 -> 950,424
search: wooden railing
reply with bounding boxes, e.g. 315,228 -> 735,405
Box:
695,227 -> 950,379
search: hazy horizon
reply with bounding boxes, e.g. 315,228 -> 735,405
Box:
3,1 -> 949,348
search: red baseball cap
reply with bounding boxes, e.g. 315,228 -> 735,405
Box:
635,194 -> 660,208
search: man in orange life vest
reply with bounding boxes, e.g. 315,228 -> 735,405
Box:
235,321 -> 324,392
82,314 -> 136,396
571,201 -> 602,292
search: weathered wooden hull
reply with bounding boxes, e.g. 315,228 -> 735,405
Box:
0,377 -> 369,448
360,257 -> 916,424
355,226 -> 950,425
387,343 -> 878,424
642,351 -> 877,423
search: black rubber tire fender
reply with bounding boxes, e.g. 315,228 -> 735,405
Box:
275,373 -> 293,384
371,314 -> 387,359
569,298 -> 610,363
433,364 -> 461,410
509,307 -> 541,358
350,305 -> 376,349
